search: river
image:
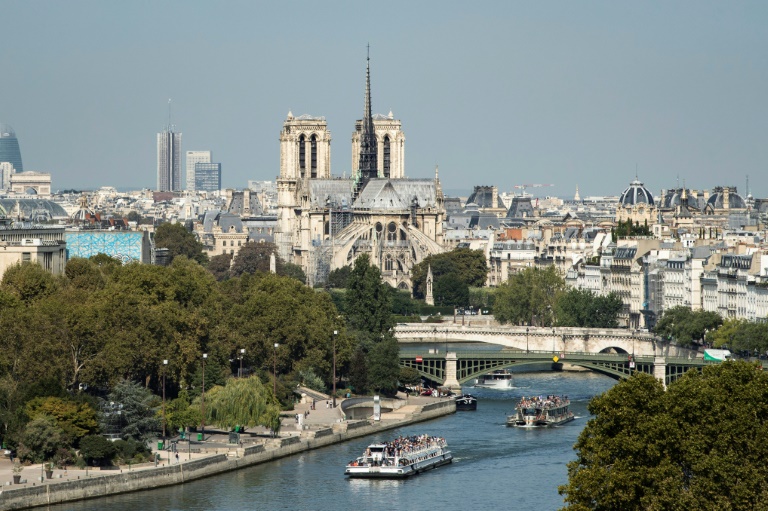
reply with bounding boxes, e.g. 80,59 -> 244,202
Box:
46,370 -> 616,511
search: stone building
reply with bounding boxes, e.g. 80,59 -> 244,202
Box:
274,54 -> 445,288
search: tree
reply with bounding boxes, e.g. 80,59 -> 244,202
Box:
366,336 -> 401,395
204,376 -> 281,433
399,367 -> 421,387
207,253 -> 233,282
345,254 -> 394,335
229,242 -> 280,277
348,349 -> 368,394
153,222 -> 208,265
654,306 -> 723,346
708,319 -> 768,356
102,380 -> 160,441
493,266 -> 565,326
165,390 -> 200,432
411,248 -> 488,298
1,262 -> 60,304
79,435 -> 116,466
555,289 -> 623,328
15,415 -> 68,463
281,262 -> 307,284
64,258 -> 105,291
560,362 -> 768,510
25,397 -> 98,444
433,272 -> 469,307
326,266 -> 352,289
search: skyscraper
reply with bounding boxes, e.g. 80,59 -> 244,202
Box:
0,123 -> 24,189
157,128 -> 181,192
194,162 -> 222,192
186,150 -> 211,192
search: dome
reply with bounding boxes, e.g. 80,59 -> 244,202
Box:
706,187 -> 746,209
0,199 -> 68,220
0,123 -> 17,138
662,188 -> 699,209
619,179 -> 654,207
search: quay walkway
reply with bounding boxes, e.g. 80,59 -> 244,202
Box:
0,394 -> 455,510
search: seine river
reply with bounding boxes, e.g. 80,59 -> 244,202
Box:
48,370 -> 616,511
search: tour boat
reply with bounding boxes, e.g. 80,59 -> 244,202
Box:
508,395 -> 574,427
344,435 -> 453,478
454,394 -> 478,411
474,369 -> 513,389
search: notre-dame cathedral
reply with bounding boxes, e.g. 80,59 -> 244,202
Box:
274,53 -> 445,289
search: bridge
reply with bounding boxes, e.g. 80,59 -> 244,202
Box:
394,323 -> 708,389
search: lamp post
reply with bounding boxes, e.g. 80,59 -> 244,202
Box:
332,330 -> 338,408
273,343 -> 279,396
162,359 -> 168,442
526,327 -> 529,354
239,348 -> 245,378
201,353 -> 207,441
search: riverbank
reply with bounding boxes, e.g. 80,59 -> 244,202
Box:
0,396 -> 455,511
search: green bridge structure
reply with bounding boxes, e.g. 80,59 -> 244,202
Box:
399,348 -> 714,390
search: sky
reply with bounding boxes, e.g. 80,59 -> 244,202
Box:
3,1 -> 767,200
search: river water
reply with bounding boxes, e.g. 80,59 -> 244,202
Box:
47,370 -> 616,511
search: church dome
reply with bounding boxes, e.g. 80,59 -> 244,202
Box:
706,187 -> 746,209
619,178 -> 654,207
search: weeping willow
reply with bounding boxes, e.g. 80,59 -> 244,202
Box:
204,377 -> 281,433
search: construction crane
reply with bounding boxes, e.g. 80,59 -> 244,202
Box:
513,183 -> 554,196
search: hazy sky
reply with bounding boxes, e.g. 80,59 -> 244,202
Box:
3,1 -> 767,199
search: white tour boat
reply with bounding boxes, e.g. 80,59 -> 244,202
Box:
508,395 -> 574,427
474,369 -> 513,389
344,435 -> 452,478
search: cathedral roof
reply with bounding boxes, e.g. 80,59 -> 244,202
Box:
308,180 -> 354,209
353,179 -> 437,210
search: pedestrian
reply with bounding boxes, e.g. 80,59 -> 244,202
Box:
175,452 -> 179,464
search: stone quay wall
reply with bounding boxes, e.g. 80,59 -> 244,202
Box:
0,399 -> 455,510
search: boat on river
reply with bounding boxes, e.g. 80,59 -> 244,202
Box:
475,369 -> 513,389
454,394 -> 477,411
508,395 -> 574,427
344,435 -> 453,478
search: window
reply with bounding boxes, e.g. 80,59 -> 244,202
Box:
22,252 -> 31,262
310,135 -> 318,178
383,135 -> 391,177
299,135 -> 306,177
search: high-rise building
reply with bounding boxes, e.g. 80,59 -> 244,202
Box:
186,150 -> 211,192
0,123 -> 24,189
157,127 -> 181,192
194,162 -> 222,192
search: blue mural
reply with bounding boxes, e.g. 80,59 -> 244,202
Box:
65,231 -> 150,264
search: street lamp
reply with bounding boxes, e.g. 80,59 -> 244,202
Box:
332,330 -> 338,408
162,359 -> 168,442
239,348 -> 245,378
273,343 -> 279,397
201,353 -> 207,441
526,327 -> 529,354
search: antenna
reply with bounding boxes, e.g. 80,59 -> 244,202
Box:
168,99 -> 172,131
367,43 -> 370,61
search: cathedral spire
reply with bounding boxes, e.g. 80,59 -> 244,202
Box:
358,44 -> 378,182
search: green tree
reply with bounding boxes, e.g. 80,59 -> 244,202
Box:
204,376 -> 281,433
411,248 -> 488,298
345,254 -> 394,335
281,262 -> 307,284
433,272 -> 469,307
326,266 -> 351,289
79,435 -> 116,466
348,349 -> 369,394
654,306 -> 723,346
15,415 -> 68,463
366,336 -> 401,395
64,258 -> 106,291
102,380 -> 160,441
229,241 -> 280,277
555,289 -> 623,328
1,262 -> 60,304
560,362 -> 768,510
493,266 -> 565,326
207,253 -> 233,282
25,397 -> 98,443
154,222 -> 208,265
165,390 -> 201,432
399,367 -> 421,387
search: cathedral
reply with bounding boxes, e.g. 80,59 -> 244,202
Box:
274,53 -> 445,289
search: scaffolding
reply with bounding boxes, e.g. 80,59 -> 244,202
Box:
311,206 -> 354,286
